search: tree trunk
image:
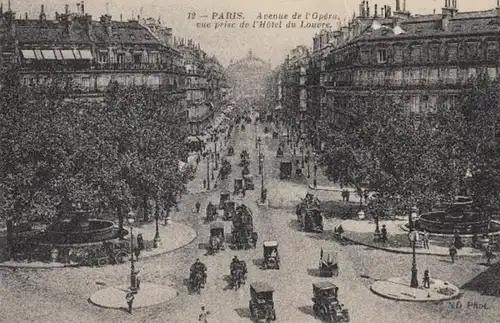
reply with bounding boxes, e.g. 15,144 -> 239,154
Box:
143,195 -> 149,222
155,198 -> 160,222
117,205 -> 124,240
6,217 -> 13,260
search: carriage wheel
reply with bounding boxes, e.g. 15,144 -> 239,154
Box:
96,257 -> 108,267
114,251 -> 129,264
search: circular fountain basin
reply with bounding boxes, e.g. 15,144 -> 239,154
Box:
417,211 -> 493,234
41,219 -> 117,244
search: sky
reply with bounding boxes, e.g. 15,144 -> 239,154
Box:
11,0 -> 499,68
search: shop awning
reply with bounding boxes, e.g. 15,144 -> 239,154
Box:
34,49 -> 43,59
60,50 -> 75,60
21,49 -> 36,59
41,50 -> 56,59
54,50 -> 63,60
78,49 -> 93,60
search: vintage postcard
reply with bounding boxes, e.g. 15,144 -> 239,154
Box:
0,0 -> 498,322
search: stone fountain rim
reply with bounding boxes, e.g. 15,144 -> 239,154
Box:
399,221 -> 500,237
45,219 -> 115,234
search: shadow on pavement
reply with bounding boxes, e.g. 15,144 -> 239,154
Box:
461,262 -> 500,296
307,268 -> 322,277
305,230 -> 335,242
234,307 -> 253,319
297,305 -> 314,317
287,219 -> 300,231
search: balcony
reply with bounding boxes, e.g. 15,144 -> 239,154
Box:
19,62 -> 186,73
326,77 -> 477,90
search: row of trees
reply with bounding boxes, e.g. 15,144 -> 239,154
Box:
318,76 -> 500,217
0,68 -> 190,231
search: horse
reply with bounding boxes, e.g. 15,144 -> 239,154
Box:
190,271 -> 205,294
231,267 -> 245,290
208,236 -> 221,255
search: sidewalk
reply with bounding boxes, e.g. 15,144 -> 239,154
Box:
338,219 -> 484,257
0,221 -> 197,269
371,277 -> 460,302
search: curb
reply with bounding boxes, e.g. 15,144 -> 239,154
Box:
341,234 -> 484,257
0,223 -> 198,270
369,285 -> 460,302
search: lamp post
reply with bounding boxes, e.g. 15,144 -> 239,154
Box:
260,155 -> 265,203
255,122 -> 258,149
206,153 -> 210,190
313,152 -> 317,188
258,138 -> 262,175
301,142 -> 305,169
127,215 -> 138,294
153,203 -> 161,248
306,150 -> 310,178
214,135 -> 218,170
408,229 -> 419,288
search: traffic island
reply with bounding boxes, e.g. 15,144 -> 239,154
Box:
89,283 -> 179,309
371,277 -> 460,302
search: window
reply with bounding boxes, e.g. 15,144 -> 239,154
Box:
410,46 -> 421,62
98,52 -> 108,63
116,53 -> 125,64
468,68 -> 477,79
487,41 -> 497,60
82,77 -> 90,90
394,47 -> 403,63
488,67 -> 497,79
429,69 -> 439,82
133,54 -> 141,64
377,49 -> 387,63
429,45 -> 440,63
466,42 -> 478,59
149,52 -> 159,64
447,43 -> 458,62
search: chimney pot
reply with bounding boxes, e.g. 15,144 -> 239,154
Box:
25,12 -> 27,20
81,1 -> 85,14
65,4 -> 69,14
396,0 -> 400,11
374,4 -> 377,17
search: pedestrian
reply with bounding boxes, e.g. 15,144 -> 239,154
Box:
364,190 -> 369,203
341,190 -> 346,202
423,230 -> 430,249
381,224 -> 388,242
242,187 -> 246,197
195,201 -> 201,213
346,190 -> 350,202
126,291 -> 134,314
449,244 -> 457,263
485,246 -> 494,266
423,269 -> 430,288
203,179 -> 207,189
198,306 -> 210,323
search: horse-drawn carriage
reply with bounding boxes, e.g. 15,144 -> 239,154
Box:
208,222 -> 225,255
240,150 -> 250,160
241,164 -> 250,176
243,174 -> 255,190
276,146 -> 283,158
312,282 -> 349,322
319,248 -> 339,277
219,190 -> 230,209
234,178 -> 244,195
231,204 -> 258,249
263,240 -> 280,270
249,282 -> 277,322
219,159 -> 232,180
223,200 -> 236,220
206,202 -> 217,222
230,259 -> 247,290
279,161 -> 292,179
298,207 -> 324,233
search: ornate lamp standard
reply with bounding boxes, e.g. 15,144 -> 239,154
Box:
260,155 -> 266,203
408,229 -> 420,288
206,153 -> 210,190
153,202 -> 161,248
300,141 -> 305,169
213,134 -> 218,170
127,214 -> 138,294
306,150 -> 311,178
257,137 -> 262,175
255,122 -> 258,149
313,152 -> 317,188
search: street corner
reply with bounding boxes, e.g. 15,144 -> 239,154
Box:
89,282 -> 179,309
371,277 -> 460,302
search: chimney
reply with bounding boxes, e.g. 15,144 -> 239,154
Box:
120,14 -> 122,21
76,3 -> 81,15
403,0 -> 406,11
25,12 -> 27,20
366,1 -> 370,16
39,4 -> 46,21
65,4 -> 69,14
387,6 -> 392,17
0,3 -> 3,14
100,14 -> 112,35
396,0 -> 400,11
382,6 -> 385,17
81,1 -> 85,14
374,4 -> 377,17
359,2 -> 363,17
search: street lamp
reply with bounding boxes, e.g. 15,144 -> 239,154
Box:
255,122 -> 258,149
408,229 -> 419,288
260,155 -> 265,203
306,150 -> 310,178
153,203 -> 161,248
313,152 -> 317,188
214,135 -> 218,170
127,215 -> 138,294
206,153 -> 210,190
257,138 -> 262,175
300,142 -> 305,169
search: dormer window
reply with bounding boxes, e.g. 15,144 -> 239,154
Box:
377,49 -> 387,63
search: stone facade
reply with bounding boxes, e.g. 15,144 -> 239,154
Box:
277,0 -> 500,147
0,4 -> 186,119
